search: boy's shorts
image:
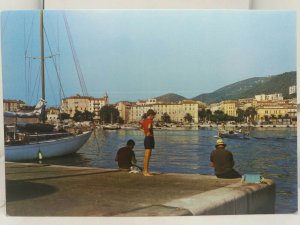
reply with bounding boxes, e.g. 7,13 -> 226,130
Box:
144,136 -> 155,149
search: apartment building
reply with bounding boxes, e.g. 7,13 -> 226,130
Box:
219,100 -> 238,117
3,99 -> 25,112
128,100 -> 199,123
255,101 -> 297,122
61,94 -> 108,117
47,107 -> 60,124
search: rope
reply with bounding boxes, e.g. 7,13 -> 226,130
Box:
62,12 -> 89,97
44,26 -> 66,99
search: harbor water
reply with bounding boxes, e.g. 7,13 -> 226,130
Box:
41,127 -> 297,214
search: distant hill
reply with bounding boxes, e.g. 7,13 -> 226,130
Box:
154,72 -> 296,104
192,71 -> 296,104
156,93 -> 187,103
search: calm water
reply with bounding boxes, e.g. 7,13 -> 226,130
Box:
42,127 -> 297,214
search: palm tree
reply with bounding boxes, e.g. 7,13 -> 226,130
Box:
270,114 -> 277,125
236,108 -> 245,123
245,107 -> 257,124
184,113 -> 193,123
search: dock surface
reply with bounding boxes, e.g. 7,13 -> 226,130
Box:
5,162 -> 275,216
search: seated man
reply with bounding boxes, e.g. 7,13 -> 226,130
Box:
210,139 -> 241,179
115,139 -> 137,170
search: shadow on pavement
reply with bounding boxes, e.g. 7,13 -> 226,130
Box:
6,179 -> 58,202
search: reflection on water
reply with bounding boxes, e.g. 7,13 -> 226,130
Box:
43,127 -> 297,214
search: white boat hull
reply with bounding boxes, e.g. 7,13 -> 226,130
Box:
5,131 -> 92,162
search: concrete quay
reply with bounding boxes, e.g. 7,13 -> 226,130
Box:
5,162 -> 275,216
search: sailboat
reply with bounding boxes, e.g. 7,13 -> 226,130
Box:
4,8 -> 92,161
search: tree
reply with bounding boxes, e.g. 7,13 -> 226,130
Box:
264,115 -> 270,123
198,109 -> 206,122
82,110 -> 94,121
99,105 -> 120,123
161,113 -> 171,123
73,110 -> 83,122
206,109 -> 212,122
245,107 -> 257,123
236,109 -> 245,123
270,114 -> 277,125
58,112 -> 70,120
184,113 -> 193,123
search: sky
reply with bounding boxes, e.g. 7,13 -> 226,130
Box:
1,10 -> 296,106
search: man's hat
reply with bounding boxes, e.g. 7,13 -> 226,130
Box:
216,139 -> 226,147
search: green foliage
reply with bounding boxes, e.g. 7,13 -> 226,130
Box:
73,110 -> 95,122
161,113 -> 171,123
58,112 -> 70,120
99,105 -> 120,123
184,113 -> 193,123
198,109 -> 212,122
193,71 -> 296,104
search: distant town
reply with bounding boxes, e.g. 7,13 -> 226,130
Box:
3,84 -> 297,127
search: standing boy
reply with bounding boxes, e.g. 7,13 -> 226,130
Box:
140,109 -> 156,176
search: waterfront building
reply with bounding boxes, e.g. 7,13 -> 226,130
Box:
238,98 -> 255,110
128,100 -> 199,123
219,100 -> 238,117
47,107 -> 60,124
3,99 -> 25,112
61,94 -> 108,117
255,100 -> 297,123
209,102 -> 222,113
116,101 -> 135,123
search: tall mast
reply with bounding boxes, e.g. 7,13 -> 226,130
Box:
40,0 -> 45,101
40,0 -> 46,123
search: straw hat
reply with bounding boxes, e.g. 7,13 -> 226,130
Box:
216,139 -> 226,147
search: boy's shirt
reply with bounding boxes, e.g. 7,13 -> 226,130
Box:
141,118 -> 153,136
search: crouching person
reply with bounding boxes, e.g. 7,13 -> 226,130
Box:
210,139 -> 241,179
115,139 -> 137,170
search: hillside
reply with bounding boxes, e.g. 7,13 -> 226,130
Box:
192,71 -> 296,104
155,93 -> 187,103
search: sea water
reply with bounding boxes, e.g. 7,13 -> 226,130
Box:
43,127 -> 297,214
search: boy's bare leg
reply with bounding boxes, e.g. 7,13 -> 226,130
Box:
143,149 -> 153,176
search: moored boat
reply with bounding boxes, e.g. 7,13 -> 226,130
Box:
5,131 -> 92,161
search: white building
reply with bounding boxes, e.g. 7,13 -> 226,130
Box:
255,93 -> 283,101
289,85 -> 296,95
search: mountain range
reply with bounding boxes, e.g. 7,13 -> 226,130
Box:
155,71 -> 296,104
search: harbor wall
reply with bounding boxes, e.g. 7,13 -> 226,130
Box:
164,180 -> 275,215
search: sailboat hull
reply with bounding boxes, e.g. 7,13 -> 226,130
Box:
5,131 -> 92,162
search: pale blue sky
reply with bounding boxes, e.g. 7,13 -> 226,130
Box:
1,10 -> 296,106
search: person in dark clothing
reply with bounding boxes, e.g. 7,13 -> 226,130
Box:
115,139 -> 137,170
210,139 -> 241,179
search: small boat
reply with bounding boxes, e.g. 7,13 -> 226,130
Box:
120,124 -> 138,130
217,129 -> 250,139
102,124 -> 121,130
